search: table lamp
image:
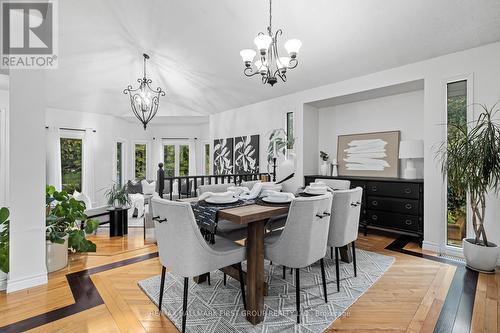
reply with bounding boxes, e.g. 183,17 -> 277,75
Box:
399,140 -> 424,179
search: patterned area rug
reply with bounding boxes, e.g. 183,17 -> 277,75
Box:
138,249 -> 394,332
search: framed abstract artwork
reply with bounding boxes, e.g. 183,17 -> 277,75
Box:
337,130 -> 400,178
234,135 -> 259,174
213,138 -> 234,174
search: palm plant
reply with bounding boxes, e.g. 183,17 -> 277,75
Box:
438,104 -> 500,246
104,183 -> 131,207
0,207 -> 10,274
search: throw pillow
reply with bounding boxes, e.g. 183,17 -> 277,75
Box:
72,190 -> 92,209
141,180 -> 156,195
126,180 -> 142,194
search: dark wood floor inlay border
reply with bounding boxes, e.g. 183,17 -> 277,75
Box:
0,252 -> 159,333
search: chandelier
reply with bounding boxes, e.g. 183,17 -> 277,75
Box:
239,0 -> 302,86
123,53 -> 165,130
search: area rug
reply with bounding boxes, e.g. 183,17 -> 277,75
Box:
138,249 -> 394,333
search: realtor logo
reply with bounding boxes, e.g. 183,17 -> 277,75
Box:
1,0 -> 58,68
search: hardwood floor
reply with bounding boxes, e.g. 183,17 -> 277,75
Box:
0,227 -> 498,332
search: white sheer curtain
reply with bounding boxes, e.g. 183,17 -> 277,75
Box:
82,129 -> 95,203
188,138 -> 197,175
45,126 -> 62,190
151,138 -> 163,180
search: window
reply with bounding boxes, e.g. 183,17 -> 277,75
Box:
204,143 -> 210,175
286,112 -> 294,149
116,142 -> 123,185
446,80 -> 467,247
135,144 -> 147,179
163,144 -> 175,177
179,145 -> 189,176
60,137 -> 83,193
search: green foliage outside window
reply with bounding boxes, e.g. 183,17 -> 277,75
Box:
60,138 -> 82,193
116,142 -> 122,185
164,145 -> 175,177
135,144 -> 147,179
204,144 -> 210,175
179,145 -> 189,176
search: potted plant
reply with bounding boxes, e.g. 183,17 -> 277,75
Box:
46,186 -> 99,272
438,104 -> 500,272
320,151 -> 329,176
0,207 -> 9,291
104,183 -> 131,208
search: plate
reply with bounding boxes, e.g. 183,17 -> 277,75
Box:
205,197 -> 239,204
262,196 -> 293,204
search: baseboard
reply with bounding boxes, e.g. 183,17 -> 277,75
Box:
7,272 -> 47,293
422,241 -> 440,254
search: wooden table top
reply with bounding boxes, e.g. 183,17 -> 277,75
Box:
178,197 -> 289,225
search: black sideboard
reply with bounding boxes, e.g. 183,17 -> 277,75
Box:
305,175 -> 424,245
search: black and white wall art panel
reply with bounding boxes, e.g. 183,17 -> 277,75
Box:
234,135 -> 259,174
213,138 -> 234,174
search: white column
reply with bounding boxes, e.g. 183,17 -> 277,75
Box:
7,70 -> 47,292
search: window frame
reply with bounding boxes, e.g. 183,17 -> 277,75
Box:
441,73 -> 474,256
59,130 -> 84,193
162,139 -> 191,177
114,140 -> 125,186
0,108 -> 8,207
132,140 -> 150,180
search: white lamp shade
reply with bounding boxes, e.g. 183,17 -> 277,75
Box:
240,49 -> 256,63
277,57 -> 290,69
399,140 -> 424,159
284,39 -> 302,55
254,34 -> 272,52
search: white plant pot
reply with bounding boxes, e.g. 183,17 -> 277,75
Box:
46,236 -> 69,273
0,271 -> 7,291
463,238 -> 499,273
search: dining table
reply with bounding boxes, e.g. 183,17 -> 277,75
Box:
179,197 -> 289,325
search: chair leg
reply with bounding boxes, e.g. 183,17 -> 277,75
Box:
182,277 -> 189,333
352,241 -> 357,277
295,268 -> 301,324
223,273 -> 227,286
320,258 -> 328,303
282,266 -> 286,279
335,247 -> 340,292
207,272 -> 211,286
237,263 -> 247,310
158,266 -> 166,312
331,246 -> 333,259
290,267 -> 293,275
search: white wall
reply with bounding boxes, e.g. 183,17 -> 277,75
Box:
8,71 -> 47,292
317,90 -> 424,178
208,41 -> 500,259
45,109 -> 209,205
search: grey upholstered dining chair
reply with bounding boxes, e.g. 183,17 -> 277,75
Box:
315,178 -> 351,190
263,193 -> 333,324
326,187 -> 363,292
151,198 -> 247,333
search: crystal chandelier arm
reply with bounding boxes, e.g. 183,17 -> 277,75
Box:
288,58 -> 298,69
244,67 -> 260,77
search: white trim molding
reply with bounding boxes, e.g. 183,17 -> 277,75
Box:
7,272 -> 48,293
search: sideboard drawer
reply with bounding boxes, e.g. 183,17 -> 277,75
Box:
366,181 -> 420,199
366,196 -> 419,215
366,210 -> 419,232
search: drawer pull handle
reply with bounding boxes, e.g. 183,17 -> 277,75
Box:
404,188 -> 412,194
371,215 -> 378,221
372,200 -> 378,206
404,203 -> 412,209
404,219 -> 412,225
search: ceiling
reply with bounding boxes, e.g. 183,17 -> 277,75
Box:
45,0 -> 500,120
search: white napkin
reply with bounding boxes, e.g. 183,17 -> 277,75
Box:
199,191 -> 234,201
227,186 -> 250,196
239,182 -> 263,200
